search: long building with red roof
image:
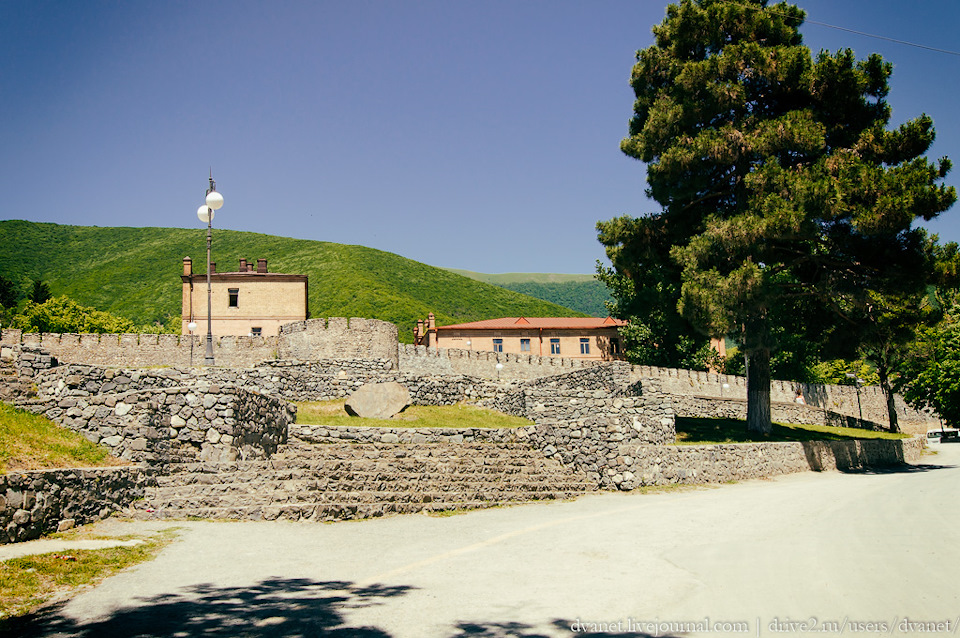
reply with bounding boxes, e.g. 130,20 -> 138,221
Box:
413,313 -> 627,361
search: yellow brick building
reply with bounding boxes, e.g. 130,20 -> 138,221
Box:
413,313 -> 627,361
181,257 -> 308,337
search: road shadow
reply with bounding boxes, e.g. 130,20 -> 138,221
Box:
838,461 -> 956,475
800,439 -> 955,474
0,577 -> 413,638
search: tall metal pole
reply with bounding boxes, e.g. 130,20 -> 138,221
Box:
204,173 -> 216,366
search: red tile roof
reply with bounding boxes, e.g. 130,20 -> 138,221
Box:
436,317 -> 627,331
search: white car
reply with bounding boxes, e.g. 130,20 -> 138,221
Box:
926,427 -> 960,444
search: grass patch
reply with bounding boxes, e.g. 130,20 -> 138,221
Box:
0,528 -> 177,620
296,400 -> 533,429
675,416 -> 912,445
0,402 -> 125,474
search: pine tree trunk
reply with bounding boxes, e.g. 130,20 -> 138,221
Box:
746,347 -> 772,435
877,366 -> 900,433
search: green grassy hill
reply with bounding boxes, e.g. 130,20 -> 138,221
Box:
444,269 -> 598,285
445,269 -> 613,316
0,221 -> 585,342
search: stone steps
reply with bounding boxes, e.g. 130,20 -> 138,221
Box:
136,437 -> 597,521
133,500 -> 516,522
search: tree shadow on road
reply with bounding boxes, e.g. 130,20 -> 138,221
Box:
838,461 -> 956,475
0,577 -> 413,638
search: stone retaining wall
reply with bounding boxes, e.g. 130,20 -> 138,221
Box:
0,467 -> 151,544
674,395 -> 887,431
521,378 -> 676,489
24,382 -> 294,464
611,438 -> 924,489
630,365 -> 937,433
291,423 -> 534,445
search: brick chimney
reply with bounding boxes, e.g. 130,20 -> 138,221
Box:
239,258 -> 247,272
183,257 -> 192,276
209,262 -> 216,274
257,258 -> 267,273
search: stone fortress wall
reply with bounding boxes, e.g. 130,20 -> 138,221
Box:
627,365 -> 937,433
0,317 -> 399,370
0,319 -> 933,541
401,346 -> 939,432
2,320 -> 939,431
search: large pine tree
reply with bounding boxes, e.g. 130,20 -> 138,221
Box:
598,0 -> 955,433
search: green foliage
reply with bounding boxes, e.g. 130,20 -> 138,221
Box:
0,276 -> 18,309
496,280 -> 612,317
10,296 -> 147,335
810,359 -> 880,387
598,0 -> 956,432
445,270 -> 596,285
28,280 -> 51,304
899,303 -> 960,426
595,253 -> 708,368
0,221 -> 584,341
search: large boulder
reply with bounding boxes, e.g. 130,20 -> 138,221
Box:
345,382 -> 411,419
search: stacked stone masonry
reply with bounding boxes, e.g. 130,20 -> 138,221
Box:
609,438 -> 924,489
0,328 -> 931,538
629,365 -> 937,433
0,318 -> 398,369
134,440 -> 598,522
1,467 -> 151,544
673,395 -> 888,431
2,324 -> 938,431
25,365 -> 295,464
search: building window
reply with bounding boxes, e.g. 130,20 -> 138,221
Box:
580,338 -> 590,355
493,338 -> 503,353
520,338 -> 530,352
251,327 -> 262,336
611,338 -> 621,355
228,288 -> 239,308
550,338 -> 560,355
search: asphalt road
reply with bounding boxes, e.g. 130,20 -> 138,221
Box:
7,445 -> 960,638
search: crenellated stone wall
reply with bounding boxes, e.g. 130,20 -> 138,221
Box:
3,323 -> 939,433
673,395 -> 888,431
0,318 -> 399,369
628,365 -> 936,433
399,344 -> 607,379
278,318 -> 398,367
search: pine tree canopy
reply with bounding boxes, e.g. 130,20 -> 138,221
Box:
598,0 -> 956,432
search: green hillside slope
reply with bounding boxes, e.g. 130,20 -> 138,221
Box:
445,269 -> 596,285
0,221 -> 585,342
497,281 -> 612,317
445,269 -> 613,316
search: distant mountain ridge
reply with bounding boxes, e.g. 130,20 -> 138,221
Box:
0,221 -> 586,342
445,269 -> 613,317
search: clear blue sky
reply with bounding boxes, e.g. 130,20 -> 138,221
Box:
2,0 -> 958,274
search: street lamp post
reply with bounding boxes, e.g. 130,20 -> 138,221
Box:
187,322 -> 197,367
197,173 -> 224,366
845,372 -> 865,425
